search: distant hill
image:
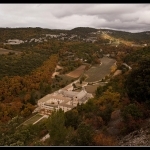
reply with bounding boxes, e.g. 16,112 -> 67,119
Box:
0,27 -> 150,45
100,29 -> 150,44
70,27 -> 98,33
0,27 -> 68,43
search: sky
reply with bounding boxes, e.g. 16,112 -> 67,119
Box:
0,3 -> 150,33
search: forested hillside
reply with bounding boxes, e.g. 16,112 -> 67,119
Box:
0,27 -> 150,146
100,29 -> 150,44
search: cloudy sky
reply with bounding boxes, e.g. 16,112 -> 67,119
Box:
0,3 -> 150,33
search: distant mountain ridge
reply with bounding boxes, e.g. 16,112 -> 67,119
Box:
0,26 -> 150,44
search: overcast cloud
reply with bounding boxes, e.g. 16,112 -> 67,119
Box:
0,4 -> 150,33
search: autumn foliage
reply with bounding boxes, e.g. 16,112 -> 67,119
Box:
0,54 -> 58,122
93,133 -> 118,146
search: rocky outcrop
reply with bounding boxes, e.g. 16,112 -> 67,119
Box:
118,118 -> 150,146
106,110 -> 150,146
107,109 -> 122,136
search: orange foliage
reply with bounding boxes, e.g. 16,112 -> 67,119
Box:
93,133 -> 118,146
0,54 -> 58,122
85,116 -> 104,129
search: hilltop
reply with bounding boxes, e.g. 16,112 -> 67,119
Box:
0,27 -> 150,46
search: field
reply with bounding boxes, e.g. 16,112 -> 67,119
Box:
85,83 -> 106,95
85,57 -> 116,82
59,74 -> 75,83
0,48 -> 21,55
23,114 -> 43,125
74,82 -> 106,96
66,65 -> 86,78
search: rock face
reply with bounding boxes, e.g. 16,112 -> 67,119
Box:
107,110 -> 122,136
106,110 -> 150,146
118,118 -> 150,146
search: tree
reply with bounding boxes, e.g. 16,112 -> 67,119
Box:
125,57 -> 150,106
95,84 -> 108,98
95,89 -> 121,124
121,103 -> 143,121
120,103 -> 144,134
65,109 -> 81,130
46,109 -> 69,146
93,133 -> 117,146
74,122 -> 95,146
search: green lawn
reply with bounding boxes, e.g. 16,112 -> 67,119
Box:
23,114 -> 43,125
